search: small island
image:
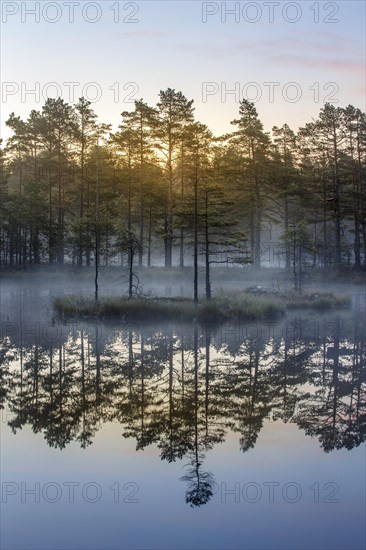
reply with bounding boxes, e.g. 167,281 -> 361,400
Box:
54,289 -> 351,323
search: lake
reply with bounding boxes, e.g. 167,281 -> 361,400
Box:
0,282 -> 365,549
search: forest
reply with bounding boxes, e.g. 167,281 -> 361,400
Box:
1,90 -> 365,284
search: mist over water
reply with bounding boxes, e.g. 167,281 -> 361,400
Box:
0,274 -> 365,549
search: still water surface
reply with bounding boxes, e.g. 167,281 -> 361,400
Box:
0,285 -> 365,549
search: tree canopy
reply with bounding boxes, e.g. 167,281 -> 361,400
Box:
1,93 -> 365,273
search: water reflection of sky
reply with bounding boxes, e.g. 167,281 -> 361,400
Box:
1,291 -> 365,549
2,419 -> 365,549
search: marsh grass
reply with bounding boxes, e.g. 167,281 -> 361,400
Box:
54,288 -> 349,323
54,289 -> 350,322
284,291 -> 351,310
53,291 -> 288,323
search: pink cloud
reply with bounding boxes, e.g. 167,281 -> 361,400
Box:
117,30 -> 168,39
270,54 -> 364,76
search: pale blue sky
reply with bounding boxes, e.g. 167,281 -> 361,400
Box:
1,1 -> 365,140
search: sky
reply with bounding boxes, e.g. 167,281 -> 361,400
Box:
1,0 -> 365,141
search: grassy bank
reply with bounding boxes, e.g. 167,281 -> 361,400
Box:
54,294 -> 283,322
284,291 -> 351,310
53,290 -> 351,323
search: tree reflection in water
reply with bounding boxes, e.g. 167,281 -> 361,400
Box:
1,311 -> 365,506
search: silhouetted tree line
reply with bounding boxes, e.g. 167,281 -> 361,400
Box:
1,92 -> 365,271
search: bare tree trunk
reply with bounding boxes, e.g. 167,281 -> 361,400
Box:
147,207 -> 152,267
193,165 -> 198,303
254,174 -> 261,268
284,196 -> 290,269
128,247 -> 134,298
179,140 -> 185,268
166,136 -> 173,268
138,127 -> 144,267
205,191 -> 211,300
